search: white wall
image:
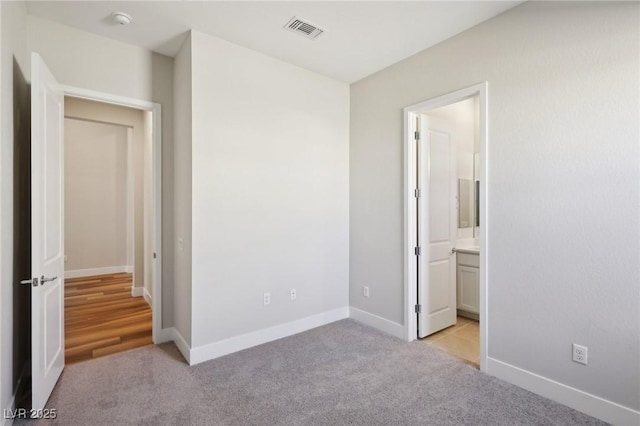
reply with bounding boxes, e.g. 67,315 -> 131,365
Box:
426,98 -> 477,239
189,30 -> 350,348
0,1 -> 29,420
172,34 -> 193,346
64,119 -> 129,273
350,1 -> 639,423
65,98 -> 146,290
28,15 -> 174,326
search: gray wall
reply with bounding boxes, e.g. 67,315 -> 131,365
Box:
350,1 -> 639,414
189,30 -> 350,347
0,0 -> 29,414
172,34 -> 193,345
64,119 -> 129,273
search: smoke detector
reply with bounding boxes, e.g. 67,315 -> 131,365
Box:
111,12 -> 133,26
284,16 -> 324,40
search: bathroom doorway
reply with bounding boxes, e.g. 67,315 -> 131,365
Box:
403,83 -> 487,370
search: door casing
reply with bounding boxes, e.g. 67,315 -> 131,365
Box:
403,82 -> 488,371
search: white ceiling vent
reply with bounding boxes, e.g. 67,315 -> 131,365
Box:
284,16 -> 324,40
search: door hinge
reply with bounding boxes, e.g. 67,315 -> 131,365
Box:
153,252 -> 157,259
415,304 -> 421,314
414,131 -> 420,141
414,246 -> 421,256
414,188 -> 420,198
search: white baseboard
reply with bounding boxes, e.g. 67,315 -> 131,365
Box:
131,286 -> 152,307
189,307 -> 349,366
159,327 -> 191,364
486,357 -> 640,425
349,306 -> 405,339
65,265 -> 132,279
142,288 -> 152,306
157,327 -> 174,344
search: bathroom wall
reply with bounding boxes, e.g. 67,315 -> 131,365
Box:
425,97 -> 478,240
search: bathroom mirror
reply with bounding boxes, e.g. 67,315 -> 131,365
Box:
475,180 -> 480,227
458,179 -> 474,228
474,153 -> 480,230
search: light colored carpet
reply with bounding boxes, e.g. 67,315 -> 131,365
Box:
20,320 -> 605,425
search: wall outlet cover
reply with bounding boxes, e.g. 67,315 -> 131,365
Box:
572,343 -> 588,365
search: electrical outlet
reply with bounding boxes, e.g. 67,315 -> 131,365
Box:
290,289 -> 296,301
363,286 -> 370,297
178,238 -> 184,252
64,255 -> 68,263
572,344 -> 588,365
263,292 -> 271,305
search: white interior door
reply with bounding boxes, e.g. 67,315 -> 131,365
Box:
30,52 -> 65,410
418,114 -> 457,338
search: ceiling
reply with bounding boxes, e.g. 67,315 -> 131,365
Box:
27,1 -> 523,83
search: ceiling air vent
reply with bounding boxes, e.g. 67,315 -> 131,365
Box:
284,16 -> 324,40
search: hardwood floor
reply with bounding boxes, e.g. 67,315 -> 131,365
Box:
65,273 -> 152,364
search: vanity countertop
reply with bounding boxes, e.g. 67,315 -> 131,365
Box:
454,242 -> 480,255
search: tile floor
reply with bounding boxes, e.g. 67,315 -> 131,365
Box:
422,316 -> 480,367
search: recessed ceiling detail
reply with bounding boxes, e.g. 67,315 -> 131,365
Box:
284,16 -> 324,40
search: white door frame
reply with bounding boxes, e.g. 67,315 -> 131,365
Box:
126,128 -> 134,275
62,85 -> 163,344
403,82 -> 488,371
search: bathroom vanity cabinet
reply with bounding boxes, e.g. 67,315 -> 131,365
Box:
456,252 -> 479,318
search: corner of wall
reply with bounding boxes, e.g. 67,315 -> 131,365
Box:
172,30 -> 193,347
159,327 -> 191,365
190,308 -> 349,366
349,307 -> 405,340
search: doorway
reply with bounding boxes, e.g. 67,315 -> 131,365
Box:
63,97 -> 154,363
403,83 -> 488,371
26,54 -> 163,410
62,87 -> 163,348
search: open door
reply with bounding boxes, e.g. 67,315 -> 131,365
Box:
417,114 -> 457,338
28,52 -> 65,410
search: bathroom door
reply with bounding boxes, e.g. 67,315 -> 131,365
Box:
417,114 -> 457,338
